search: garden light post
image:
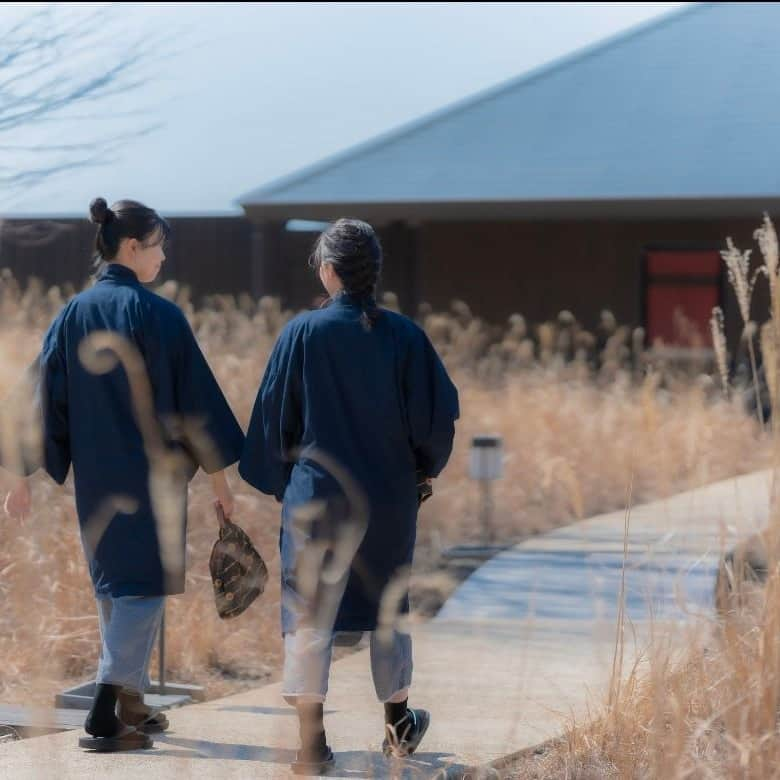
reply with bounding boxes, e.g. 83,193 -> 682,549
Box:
469,435 -> 504,542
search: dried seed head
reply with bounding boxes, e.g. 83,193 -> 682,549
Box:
600,310 -> 617,333
720,237 -> 754,324
754,212 -> 779,280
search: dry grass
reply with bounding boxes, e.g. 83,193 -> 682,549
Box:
0,269 -> 769,710
502,604 -> 780,779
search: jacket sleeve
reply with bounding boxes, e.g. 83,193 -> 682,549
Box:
38,333 -> 72,484
239,322 -> 303,501
403,327 -> 460,478
1,312 -> 72,483
172,315 -> 245,474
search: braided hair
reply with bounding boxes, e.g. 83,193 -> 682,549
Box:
309,218 -> 383,331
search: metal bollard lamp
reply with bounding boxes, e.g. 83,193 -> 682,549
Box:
469,435 -> 504,541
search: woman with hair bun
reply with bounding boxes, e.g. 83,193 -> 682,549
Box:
240,218 -> 459,774
2,198 -> 244,752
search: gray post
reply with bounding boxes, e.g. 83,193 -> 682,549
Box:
158,607 -> 166,695
480,480 -> 494,542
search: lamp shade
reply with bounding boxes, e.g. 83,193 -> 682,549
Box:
469,435 -> 504,480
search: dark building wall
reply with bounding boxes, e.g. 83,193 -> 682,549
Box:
417,217 -> 768,342
162,217 -> 252,300
0,216 -> 252,302
253,221 -> 422,313
250,215 -> 767,339
0,219 -> 96,291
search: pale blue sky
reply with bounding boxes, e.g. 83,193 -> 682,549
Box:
2,2 -> 687,215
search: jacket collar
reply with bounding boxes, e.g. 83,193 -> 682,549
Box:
97,262 -> 141,285
330,289 -> 376,308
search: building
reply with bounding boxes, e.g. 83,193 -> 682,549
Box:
238,2 -> 780,347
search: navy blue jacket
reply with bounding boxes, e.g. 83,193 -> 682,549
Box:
21,263 -> 244,596
239,293 -> 459,633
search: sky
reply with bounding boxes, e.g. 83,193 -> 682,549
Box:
2,2 -> 688,215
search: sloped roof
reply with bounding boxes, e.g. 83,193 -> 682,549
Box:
240,3 -> 780,221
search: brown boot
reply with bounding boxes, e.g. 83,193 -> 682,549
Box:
291,701 -> 335,776
117,689 -> 169,734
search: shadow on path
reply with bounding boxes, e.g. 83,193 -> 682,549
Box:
151,735 -> 466,777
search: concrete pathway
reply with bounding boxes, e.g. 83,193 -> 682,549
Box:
0,470 -> 771,778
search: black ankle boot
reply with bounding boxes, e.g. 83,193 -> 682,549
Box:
382,705 -> 431,758
384,698 -> 408,727
84,683 -> 122,738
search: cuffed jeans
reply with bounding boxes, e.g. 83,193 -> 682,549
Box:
282,628 -> 413,704
95,595 -> 165,693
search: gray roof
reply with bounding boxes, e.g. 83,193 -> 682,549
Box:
239,3 -> 780,221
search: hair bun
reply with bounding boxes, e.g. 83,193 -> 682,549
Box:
89,197 -> 112,226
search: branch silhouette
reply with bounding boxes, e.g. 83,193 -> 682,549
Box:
0,4 -> 175,193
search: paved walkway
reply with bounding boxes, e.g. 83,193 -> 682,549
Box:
0,470 -> 771,778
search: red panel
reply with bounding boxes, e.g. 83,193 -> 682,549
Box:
647,251 -> 720,277
645,251 -> 721,347
647,284 -> 719,346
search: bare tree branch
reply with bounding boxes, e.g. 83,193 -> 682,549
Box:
0,123 -> 162,189
0,3 -> 180,195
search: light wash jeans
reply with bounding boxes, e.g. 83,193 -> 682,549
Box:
282,628 -> 413,704
95,595 -> 165,693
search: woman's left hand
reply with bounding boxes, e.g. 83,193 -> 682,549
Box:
4,478 -> 31,520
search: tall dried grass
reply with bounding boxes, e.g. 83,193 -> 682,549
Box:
0,268 -> 768,708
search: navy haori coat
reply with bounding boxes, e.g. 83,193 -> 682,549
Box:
17,262 -> 245,597
239,292 -> 460,634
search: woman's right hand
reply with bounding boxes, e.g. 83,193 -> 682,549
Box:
4,477 -> 31,520
417,473 -> 433,506
210,470 -> 235,519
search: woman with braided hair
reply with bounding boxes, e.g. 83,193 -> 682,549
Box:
240,218 -> 459,774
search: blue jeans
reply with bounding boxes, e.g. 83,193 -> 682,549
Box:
95,595 -> 165,693
282,629 -> 413,703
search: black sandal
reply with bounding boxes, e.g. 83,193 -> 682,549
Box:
78,724 -> 153,752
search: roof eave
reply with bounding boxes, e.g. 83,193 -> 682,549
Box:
241,196 -> 780,225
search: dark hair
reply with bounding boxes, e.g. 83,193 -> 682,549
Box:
89,197 -> 171,270
308,218 -> 383,331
